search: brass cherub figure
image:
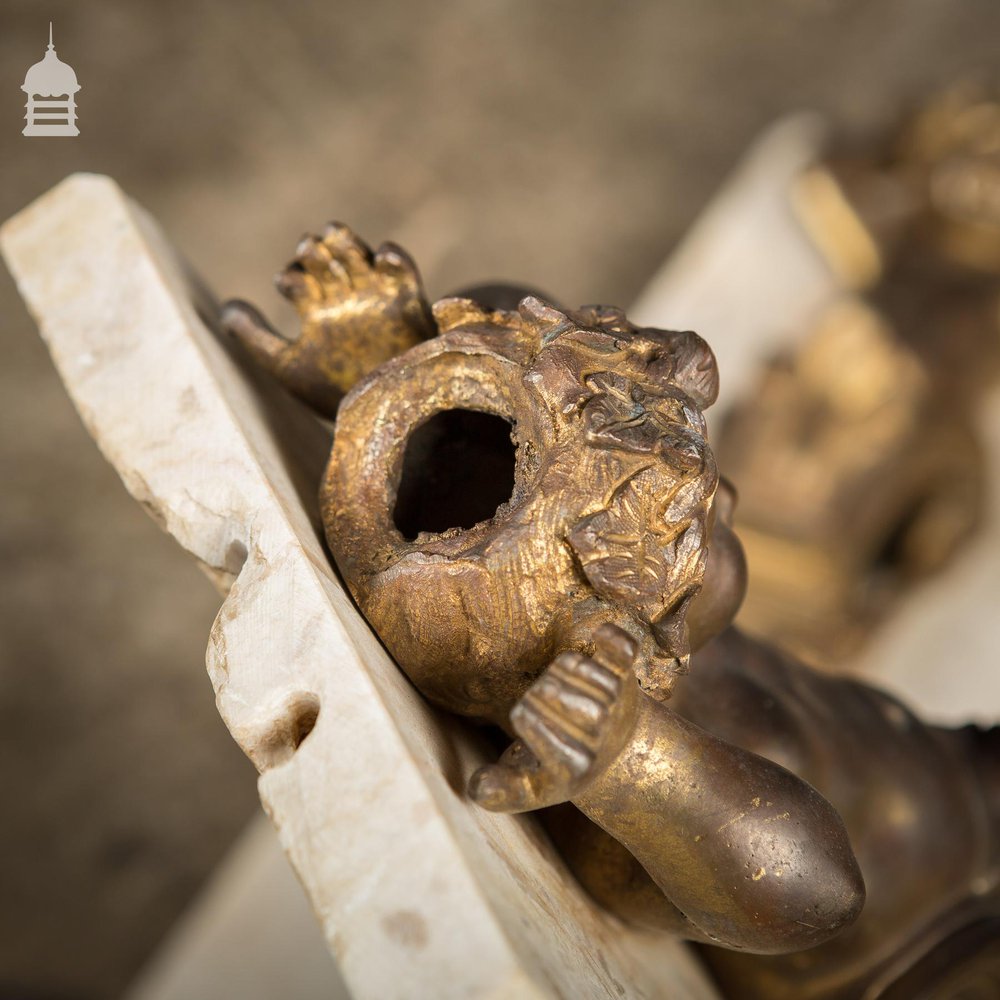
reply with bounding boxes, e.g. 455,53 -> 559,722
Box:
222,221 -> 999,997
722,84 -> 1000,667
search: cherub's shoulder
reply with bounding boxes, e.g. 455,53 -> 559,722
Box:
689,626 -> 796,688
674,628 -> 824,774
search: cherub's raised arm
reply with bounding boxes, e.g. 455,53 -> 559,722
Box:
470,625 -> 865,954
222,224 -> 435,419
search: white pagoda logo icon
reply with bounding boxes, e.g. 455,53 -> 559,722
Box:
22,23 -> 81,137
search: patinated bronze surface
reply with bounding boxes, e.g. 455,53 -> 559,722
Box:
719,85 -> 1000,666
222,215 -> 999,997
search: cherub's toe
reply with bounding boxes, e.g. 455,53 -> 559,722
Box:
321,221 -> 375,282
274,262 -> 319,304
375,241 -> 421,292
294,234 -> 349,286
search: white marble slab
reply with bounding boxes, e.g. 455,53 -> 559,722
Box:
1,173 -> 718,1000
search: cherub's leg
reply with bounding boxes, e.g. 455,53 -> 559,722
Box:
470,625 -> 865,954
222,224 -> 435,420
938,723 -> 1000,858
543,803 -> 700,936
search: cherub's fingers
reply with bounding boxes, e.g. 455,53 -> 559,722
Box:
510,698 -> 594,782
591,623 -> 639,680
220,299 -> 288,369
468,759 -> 539,813
375,241 -> 422,295
496,737 -> 538,771
274,263 -> 320,305
321,222 -> 375,283
468,736 -> 578,813
469,738 -> 542,811
294,234 -> 350,286
527,672 -> 609,740
550,650 -> 622,702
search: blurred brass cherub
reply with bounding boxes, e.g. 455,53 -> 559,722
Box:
222,217 -> 999,997
722,84 -> 1000,667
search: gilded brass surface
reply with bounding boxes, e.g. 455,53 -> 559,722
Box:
718,87 -> 1000,667
223,220 -> 999,998
222,223 -> 434,420
323,294 -> 721,712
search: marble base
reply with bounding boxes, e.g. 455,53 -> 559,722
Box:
1,174 -> 718,1000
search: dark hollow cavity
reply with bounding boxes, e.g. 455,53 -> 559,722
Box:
394,409 -> 517,540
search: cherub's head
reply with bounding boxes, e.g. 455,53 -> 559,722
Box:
322,297 -> 740,723
894,82 -> 1000,272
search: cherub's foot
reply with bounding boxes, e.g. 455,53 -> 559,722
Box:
469,624 -> 641,813
222,223 -> 434,419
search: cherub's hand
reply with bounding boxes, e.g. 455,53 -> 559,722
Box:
469,625 -> 641,813
222,224 -> 434,419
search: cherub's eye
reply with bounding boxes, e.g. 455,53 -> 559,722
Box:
393,408 -> 516,540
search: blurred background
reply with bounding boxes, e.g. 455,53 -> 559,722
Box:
3,1 -> 1000,997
